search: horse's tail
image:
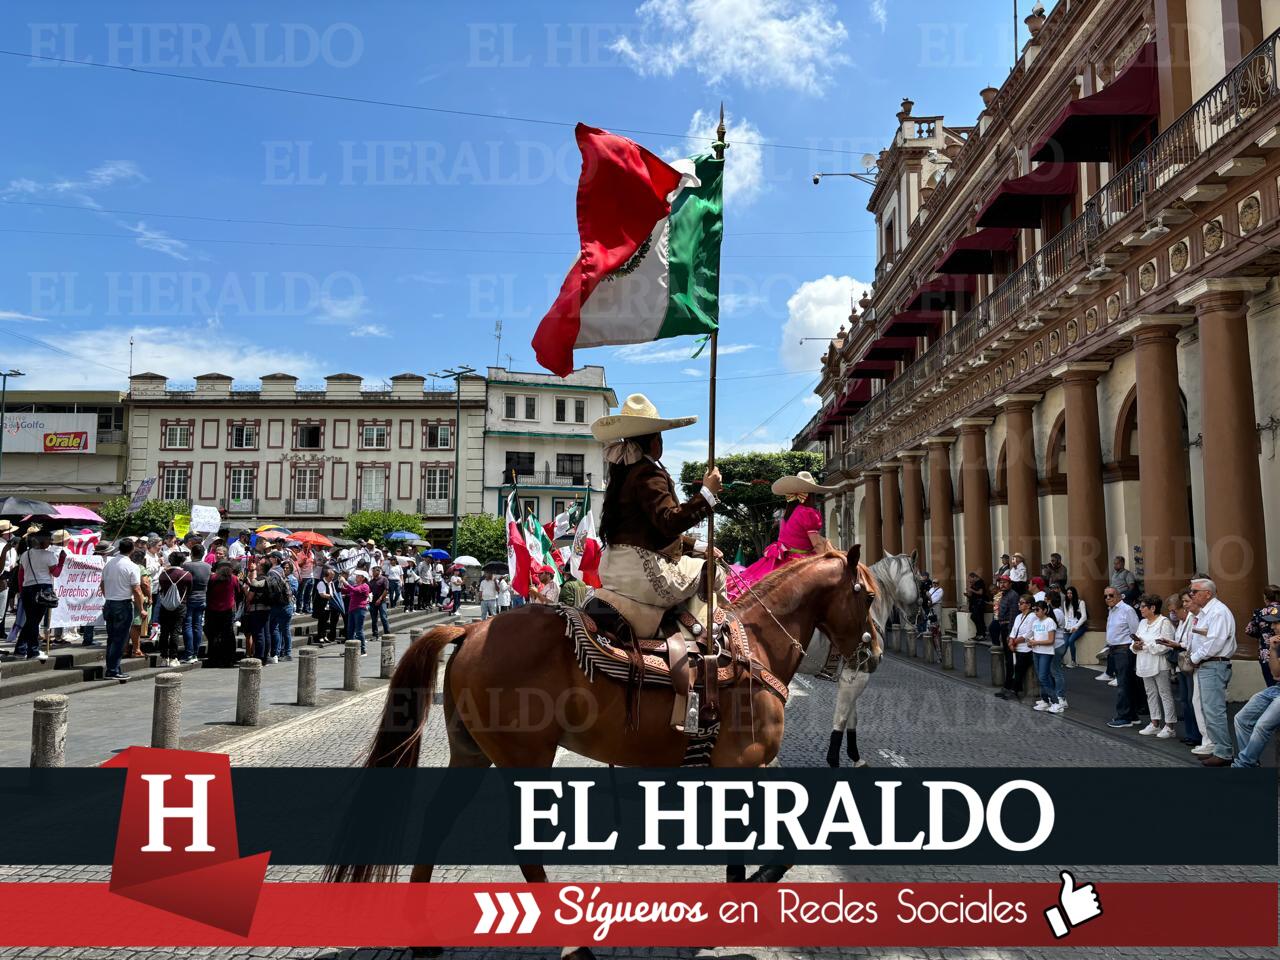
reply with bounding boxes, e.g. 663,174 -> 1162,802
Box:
324,622 -> 466,883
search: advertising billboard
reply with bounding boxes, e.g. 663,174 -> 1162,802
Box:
1,412 -> 97,454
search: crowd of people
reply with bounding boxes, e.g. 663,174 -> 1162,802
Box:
912,545 -> 1279,769
0,524 -> 494,683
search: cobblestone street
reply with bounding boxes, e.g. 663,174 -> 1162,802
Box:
3,647 -> 1276,960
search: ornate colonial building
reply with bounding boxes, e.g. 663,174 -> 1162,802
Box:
796,1 -> 1280,695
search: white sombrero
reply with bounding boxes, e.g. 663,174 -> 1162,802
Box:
772,471 -> 838,496
591,393 -> 697,442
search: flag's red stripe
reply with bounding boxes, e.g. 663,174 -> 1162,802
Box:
533,123 -> 682,376
0,882 -> 1273,947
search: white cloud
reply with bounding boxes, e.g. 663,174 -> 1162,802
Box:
4,160 -> 145,206
869,0 -> 887,31
780,274 -> 870,371
802,393 -> 822,408
720,291 -> 767,313
397,270 -> 450,285
614,340 -> 756,363
117,220 -> 195,261
0,310 -> 49,323
312,293 -> 371,325
4,324 -> 324,390
350,323 -> 389,338
613,0 -> 849,95
682,367 -> 703,377
667,109 -> 766,208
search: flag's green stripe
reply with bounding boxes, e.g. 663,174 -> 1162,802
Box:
657,153 -> 723,340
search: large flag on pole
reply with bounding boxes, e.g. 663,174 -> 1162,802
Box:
532,123 -> 724,376
505,491 -> 532,599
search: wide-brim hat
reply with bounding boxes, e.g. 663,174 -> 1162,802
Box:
0,520 -> 15,534
771,471 -> 838,496
591,393 -> 697,441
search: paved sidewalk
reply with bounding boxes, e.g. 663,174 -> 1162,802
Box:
0,608 -> 467,767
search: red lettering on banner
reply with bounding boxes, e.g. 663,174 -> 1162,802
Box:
42,431 -> 88,452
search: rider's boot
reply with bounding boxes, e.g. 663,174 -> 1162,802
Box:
847,729 -> 868,768
825,730 -> 842,767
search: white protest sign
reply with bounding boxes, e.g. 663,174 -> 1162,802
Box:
190,504 -> 222,534
49,550 -> 105,629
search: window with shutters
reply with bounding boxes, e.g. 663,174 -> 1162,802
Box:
425,422 -> 452,449
229,422 -> 258,450
294,423 -> 323,449
160,466 -> 190,501
423,467 -> 451,500
358,467 -> 388,510
360,422 -> 389,450
161,421 -> 192,450
556,453 -> 584,484
228,467 -> 256,505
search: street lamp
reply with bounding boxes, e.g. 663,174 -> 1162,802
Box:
812,154 -> 880,187
0,369 -> 26,483
429,365 -> 476,557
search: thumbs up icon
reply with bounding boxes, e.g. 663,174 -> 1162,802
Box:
1045,870 -> 1102,939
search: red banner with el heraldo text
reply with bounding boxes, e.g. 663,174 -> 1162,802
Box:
0,881 -> 1273,948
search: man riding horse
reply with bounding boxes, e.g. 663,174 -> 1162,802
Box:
592,393 -> 726,635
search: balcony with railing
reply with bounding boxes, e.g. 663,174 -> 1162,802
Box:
351,497 -> 390,513
95,429 -> 124,445
221,497 -> 259,515
285,497 -> 325,515
418,497 -> 451,516
841,27 -> 1280,454
495,468 -> 593,488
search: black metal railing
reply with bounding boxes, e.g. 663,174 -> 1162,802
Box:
221,497 -> 259,514
285,498 -> 325,515
496,468 -> 591,487
351,497 -> 390,513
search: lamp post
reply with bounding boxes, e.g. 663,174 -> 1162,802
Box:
429,365 -> 476,557
0,369 -> 26,483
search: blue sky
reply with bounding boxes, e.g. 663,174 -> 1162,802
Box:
1,1 -> 1043,475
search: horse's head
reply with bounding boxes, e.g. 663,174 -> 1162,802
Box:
814,544 -> 879,670
883,549 -> 923,626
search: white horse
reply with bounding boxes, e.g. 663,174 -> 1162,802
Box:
827,550 -> 923,767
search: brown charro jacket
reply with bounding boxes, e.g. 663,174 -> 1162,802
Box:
605,458 -> 714,556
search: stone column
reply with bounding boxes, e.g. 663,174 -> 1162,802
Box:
995,395 -> 1042,576
860,471 -> 883,561
30,694 -> 68,768
900,450 -> 926,564
1178,279 -> 1270,646
236,659 -> 262,727
879,461 -> 902,556
923,438 -> 955,607
150,672 -> 183,749
1120,315 -> 1196,602
956,419 -> 995,587
1051,362 -> 1112,628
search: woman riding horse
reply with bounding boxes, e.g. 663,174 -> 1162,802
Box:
727,471 -> 836,602
593,393 -> 724,618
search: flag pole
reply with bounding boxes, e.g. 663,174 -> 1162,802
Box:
704,104 -> 726,639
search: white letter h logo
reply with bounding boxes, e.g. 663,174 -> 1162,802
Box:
140,774 -> 217,853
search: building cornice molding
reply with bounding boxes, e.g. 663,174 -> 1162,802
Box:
993,393 -> 1043,408
1174,277 -> 1271,306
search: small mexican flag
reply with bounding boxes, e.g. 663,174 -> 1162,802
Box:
532,123 -> 724,377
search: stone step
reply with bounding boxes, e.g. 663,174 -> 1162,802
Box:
0,651 -> 197,699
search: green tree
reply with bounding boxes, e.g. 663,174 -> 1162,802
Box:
454,513 -> 506,563
342,510 -> 425,544
97,495 -> 190,539
678,450 -> 826,557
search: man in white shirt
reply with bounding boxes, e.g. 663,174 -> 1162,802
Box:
1103,587 -> 1143,728
1187,577 -> 1237,765
227,531 -> 250,560
99,538 -> 145,683
479,572 -> 499,619
0,519 -> 17,633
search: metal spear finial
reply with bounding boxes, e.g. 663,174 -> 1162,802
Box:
714,102 -> 727,160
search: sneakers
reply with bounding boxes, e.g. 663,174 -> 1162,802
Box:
1095,672 -> 1112,682
1191,743 -> 1215,755
1156,726 -> 1176,739
1048,702 -> 1066,714
104,670 -> 129,683
1058,698 -> 1068,709
1033,700 -> 1049,711
1138,723 -> 1158,735
1106,718 -> 1131,729
1107,678 -> 1118,687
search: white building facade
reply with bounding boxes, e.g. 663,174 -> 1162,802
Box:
482,365 -> 616,522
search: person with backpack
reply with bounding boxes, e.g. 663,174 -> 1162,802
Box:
242,556 -> 273,663
264,557 -> 293,663
204,561 -> 242,667
369,566 -> 391,639
155,552 -> 193,667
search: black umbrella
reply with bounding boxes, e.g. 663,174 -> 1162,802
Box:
482,561 -> 509,575
0,496 -> 55,518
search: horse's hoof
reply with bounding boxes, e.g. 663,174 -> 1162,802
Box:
562,948 -> 596,960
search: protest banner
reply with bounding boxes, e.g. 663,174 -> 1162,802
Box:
127,478 -> 156,514
190,504 -> 221,534
49,548 -> 105,629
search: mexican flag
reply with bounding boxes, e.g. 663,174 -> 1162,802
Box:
569,508 -> 603,589
505,491 -> 531,598
524,509 -> 562,585
532,123 -> 724,377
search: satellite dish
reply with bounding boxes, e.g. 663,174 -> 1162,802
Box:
860,153 -> 877,172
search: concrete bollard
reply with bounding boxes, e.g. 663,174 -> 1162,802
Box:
236,658 -> 262,726
914,632 -> 925,659
963,641 -> 978,678
297,647 -> 318,706
151,672 -> 183,749
1023,663 -> 1040,700
891,625 -> 903,654
343,641 -> 361,692
380,635 -> 397,679
941,637 -> 955,670
989,646 -> 1006,688
31,694 -> 68,768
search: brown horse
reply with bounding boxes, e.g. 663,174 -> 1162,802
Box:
334,547 -> 875,952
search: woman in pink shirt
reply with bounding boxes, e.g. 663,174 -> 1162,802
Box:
341,569 -> 371,654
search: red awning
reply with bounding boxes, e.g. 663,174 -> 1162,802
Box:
1030,43 -> 1158,162
865,336 -> 917,362
883,309 -> 945,336
849,359 -> 896,379
934,227 -> 1019,274
837,380 -> 871,412
975,163 -> 1079,228
907,274 -> 976,311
